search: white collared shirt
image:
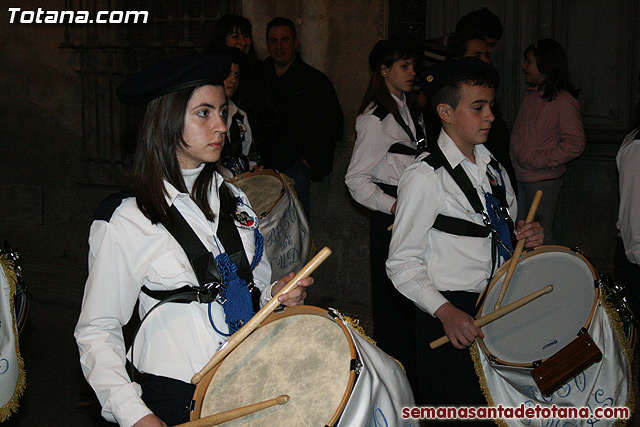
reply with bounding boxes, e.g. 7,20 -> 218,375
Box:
386,130 -> 517,316
617,128 -> 640,265
74,167 -> 272,427
345,93 -> 422,214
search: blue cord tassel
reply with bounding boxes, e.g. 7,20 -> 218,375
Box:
484,166 -> 513,266
215,252 -> 254,333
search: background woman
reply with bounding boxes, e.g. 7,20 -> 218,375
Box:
345,38 -> 424,393
208,14 -> 257,65
510,39 -> 585,244
74,54 -> 312,427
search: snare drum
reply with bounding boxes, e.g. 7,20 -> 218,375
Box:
191,306 -> 416,426
477,246 -> 599,366
473,246 -> 633,426
227,170 -> 312,282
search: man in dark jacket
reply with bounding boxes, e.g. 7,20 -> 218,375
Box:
244,17 -> 343,219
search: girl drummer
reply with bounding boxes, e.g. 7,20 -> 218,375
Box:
344,37 -> 425,392
74,54 -> 312,427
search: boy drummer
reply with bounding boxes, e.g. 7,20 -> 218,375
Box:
386,57 -> 544,408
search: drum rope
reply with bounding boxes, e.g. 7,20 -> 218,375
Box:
0,255 -> 26,422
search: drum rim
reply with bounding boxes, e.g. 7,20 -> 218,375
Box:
226,169 -> 286,218
476,245 -> 600,367
190,305 -> 358,425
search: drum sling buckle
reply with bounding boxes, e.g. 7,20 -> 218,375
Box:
198,281 -> 224,304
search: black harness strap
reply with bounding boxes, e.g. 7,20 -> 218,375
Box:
142,206 -> 253,303
422,142 -> 515,284
131,200 -> 259,380
432,215 -> 490,238
373,104 -> 427,155
423,143 -> 490,230
388,143 -> 419,156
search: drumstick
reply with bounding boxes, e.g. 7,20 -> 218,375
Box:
191,247 -> 332,385
494,190 -> 543,310
175,395 -> 290,427
430,284 -> 553,349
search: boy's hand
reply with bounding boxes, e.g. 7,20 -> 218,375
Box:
434,302 -> 484,349
516,220 -> 544,248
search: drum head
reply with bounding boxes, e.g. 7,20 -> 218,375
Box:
479,246 -> 598,366
228,170 -> 284,218
193,307 -> 355,426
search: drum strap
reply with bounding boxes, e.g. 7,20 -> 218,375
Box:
373,104 -> 428,155
131,205 -> 261,380
423,141 -> 515,277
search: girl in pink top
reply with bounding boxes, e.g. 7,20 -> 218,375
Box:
510,39 -> 585,244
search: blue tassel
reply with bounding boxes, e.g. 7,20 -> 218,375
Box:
215,252 -> 254,333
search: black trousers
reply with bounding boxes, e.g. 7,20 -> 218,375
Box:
370,209 -> 418,394
141,374 -> 196,426
415,291 -> 493,425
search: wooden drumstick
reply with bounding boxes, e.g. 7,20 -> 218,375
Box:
430,284 -> 553,349
494,190 -> 543,310
176,395 -> 290,427
191,247 -> 332,385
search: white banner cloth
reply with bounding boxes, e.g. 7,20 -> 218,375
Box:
475,302 -> 632,427
339,322 -> 417,427
0,256 -> 25,421
260,175 -> 312,282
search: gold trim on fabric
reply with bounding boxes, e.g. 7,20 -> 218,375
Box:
471,292 -> 636,427
0,255 -> 26,422
343,315 -> 405,372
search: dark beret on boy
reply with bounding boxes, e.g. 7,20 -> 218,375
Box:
421,57 -> 499,97
116,54 -> 232,106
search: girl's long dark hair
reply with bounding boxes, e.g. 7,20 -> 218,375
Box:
526,39 -> 579,101
126,86 -> 237,225
359,51 -> 420,123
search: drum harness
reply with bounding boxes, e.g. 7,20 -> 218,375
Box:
130,198 -> 264,378
421,140 -> 516,310
371,104 -> 427,198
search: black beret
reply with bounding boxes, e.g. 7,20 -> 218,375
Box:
421,57 -> 499,97
116,54 -> 232,106
206,46 -> 248,72
368,34 -> 422,70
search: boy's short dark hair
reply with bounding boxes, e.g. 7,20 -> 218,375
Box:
430,77 -> 495,112
266,17 -> 297,39
455,8 -> 503,41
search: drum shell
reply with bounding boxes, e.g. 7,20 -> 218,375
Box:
191,306 -> 357,426
190,305 -> 417,426
477,245 -> 599,367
